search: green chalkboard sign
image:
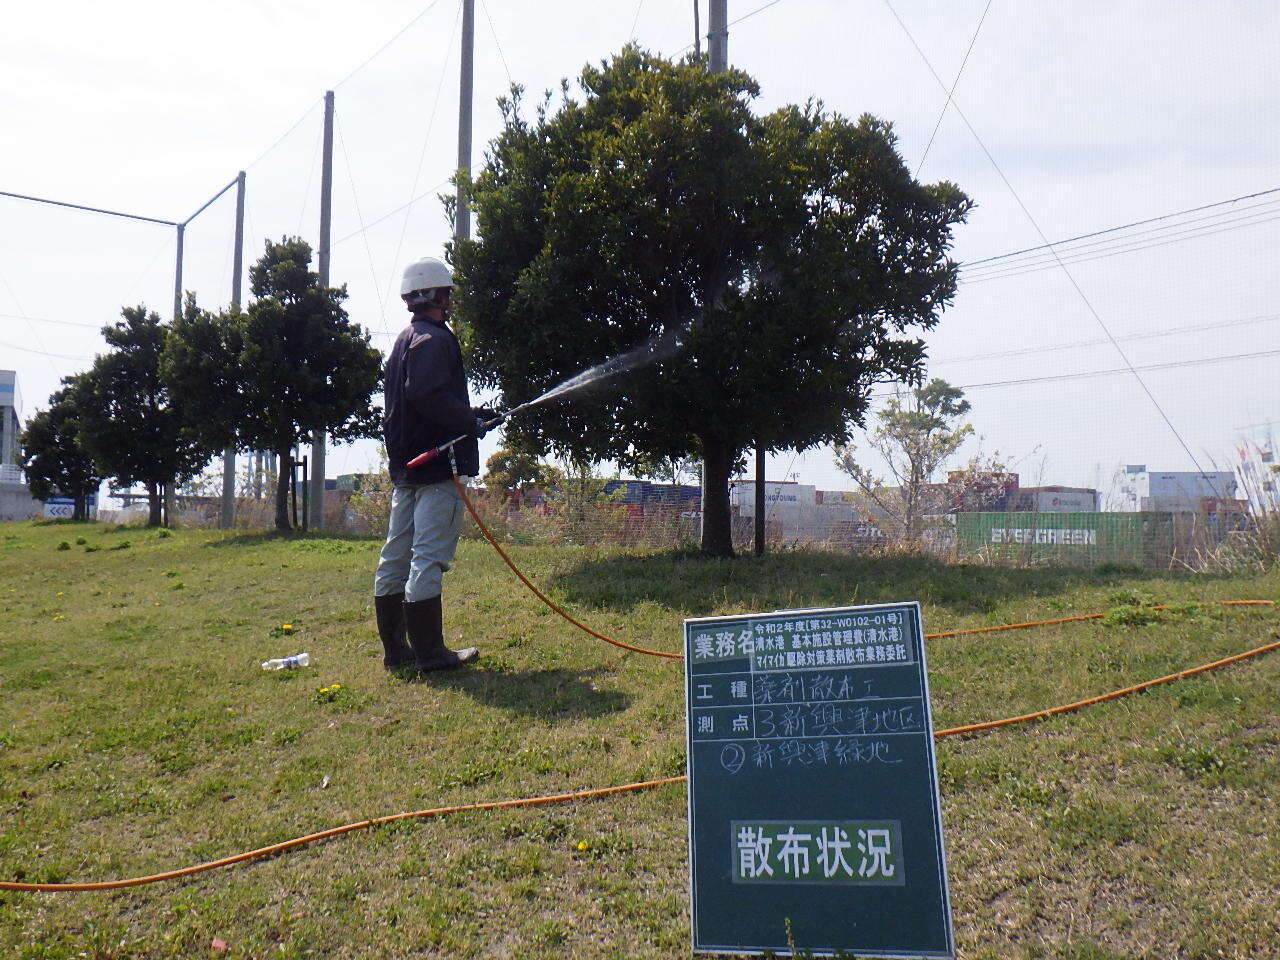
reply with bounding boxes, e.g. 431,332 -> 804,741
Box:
684,602 -> 953,957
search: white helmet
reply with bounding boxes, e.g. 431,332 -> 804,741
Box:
400,257 -> 453,297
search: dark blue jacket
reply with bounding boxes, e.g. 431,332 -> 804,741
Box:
383,313 -> 479,485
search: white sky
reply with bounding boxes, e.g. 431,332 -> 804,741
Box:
2,0 -> 1278,500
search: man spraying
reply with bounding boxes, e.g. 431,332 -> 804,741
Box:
373,256 -> 491,672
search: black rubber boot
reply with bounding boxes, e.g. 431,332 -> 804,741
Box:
404,595 -> 478,671
375,592 -> 416,670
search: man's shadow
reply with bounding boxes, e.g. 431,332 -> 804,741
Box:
423,666 -> 631,720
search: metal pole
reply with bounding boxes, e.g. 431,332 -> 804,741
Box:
308,92 -> 334,532
754,442 -> 765,556
456,0 -> 475,241
220,171 -> 246,529
165,223 -> 185,527
172,223 -> 185,322
708,0 -> 727,73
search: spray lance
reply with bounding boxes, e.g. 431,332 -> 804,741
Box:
405,402 -> 528,470
405,323 -> 690,470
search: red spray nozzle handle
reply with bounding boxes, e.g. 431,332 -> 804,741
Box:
406,415 -> 506,470
406,447 -> 443,469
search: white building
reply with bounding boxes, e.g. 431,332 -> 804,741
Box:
0,370 -> 21,471
1116,465 -> 1237,512
0,370 -> 40,520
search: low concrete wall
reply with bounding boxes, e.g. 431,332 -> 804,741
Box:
0,482 -> 42,522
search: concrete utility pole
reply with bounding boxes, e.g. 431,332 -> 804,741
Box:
308,91 -> 335,531
694,0 -> 702,56
456,0 -> 475,241
219,171 -> 247,529
708,0 -> 727,72
705,1 -> 762,554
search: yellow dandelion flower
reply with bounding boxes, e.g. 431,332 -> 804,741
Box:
331,683 -> 341,691
282,624 -> 294,631
576,841 -> 589,852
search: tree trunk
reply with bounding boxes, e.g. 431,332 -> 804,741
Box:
275,450 -> 293,531
699,434 -> 735,557
73,494 -> 86,522
146,481 -> 162,527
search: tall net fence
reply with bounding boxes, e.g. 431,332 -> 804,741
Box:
5,1 -> 1278,570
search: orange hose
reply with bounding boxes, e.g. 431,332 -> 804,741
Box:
0,777 -> 687,893
4,636 -> 1276,894
926,600 -> 1275,640
453,476 -> 683,659
933,637 -> 1280,737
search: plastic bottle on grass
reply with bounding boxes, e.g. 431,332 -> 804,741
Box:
261,652 -> 310,671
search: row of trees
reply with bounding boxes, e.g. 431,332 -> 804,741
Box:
24,47 -> 971,555
21,239 -> 381,529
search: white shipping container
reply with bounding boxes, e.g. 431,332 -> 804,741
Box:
1031,490 -> 1098,512
1146,472 -> 1235,500
730,481 -> 817,516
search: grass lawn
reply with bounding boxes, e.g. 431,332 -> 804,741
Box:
1,520 -> 1278,959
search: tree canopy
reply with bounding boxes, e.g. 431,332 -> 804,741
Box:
452,47 -> 971,555
163,238 -> 382,530
20,375 -> 101,520
77,306 -> 212,525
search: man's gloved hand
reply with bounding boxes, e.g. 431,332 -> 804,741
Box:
472,407 -> 498,438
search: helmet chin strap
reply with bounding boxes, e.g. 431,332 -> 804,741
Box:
405,288 -> 450,317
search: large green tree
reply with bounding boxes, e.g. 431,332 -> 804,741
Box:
164,238 -> 381,530
20,375 -> 102,520
452,48 -> 971,555
77,306 -> 211,526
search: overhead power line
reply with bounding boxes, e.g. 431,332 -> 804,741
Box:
882,0 -> 1224,493
964,198 -> 1280,278
333,0 -> 450,90
0,335 -> 91,363
336,119 -> 388,334
917,0 -> 994,175
332,177 -> 454,247
479,0 -> 513,88
954,347 -> 1280,391
964,185 -> 1280,268
380,0 -> 464,318
630,0 -> 646,40
964,214 -> 1280,285
728,0 -> 786,29
931,311 -> 1280,365
244,98 -> 323,172
0,312 -> 98,330
962,198 -> 1280,284
677,0 -> 786,55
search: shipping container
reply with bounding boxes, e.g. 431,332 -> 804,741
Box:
955,511 -> 1179,567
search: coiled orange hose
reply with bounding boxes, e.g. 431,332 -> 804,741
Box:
2,485 -> 1273,893
3,635 -> 1275,893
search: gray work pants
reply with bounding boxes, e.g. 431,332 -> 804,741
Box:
374,481 -> 463,602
